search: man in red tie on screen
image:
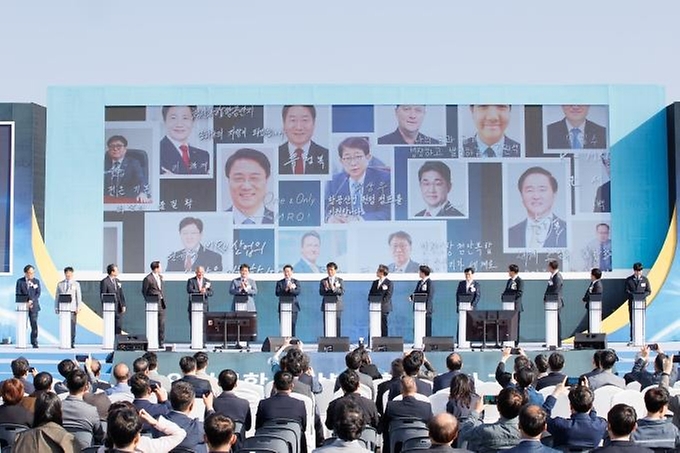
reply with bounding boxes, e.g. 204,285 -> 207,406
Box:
160,105 -> 210,175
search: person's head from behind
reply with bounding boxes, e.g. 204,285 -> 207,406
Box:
194,351 -> 209,371
57,359 -> 76,379
334,400 -> 364,442
449,373 -> 475,407
390,358 -> 404,378
273,371 -> 294,393
428,413 -> 459,446
282,105 -> 316,148
403,351 -> 423,377
469,104 -> 511,146
107,404 -> 143,450
534,354 -> 549,374
204,413 -> 236,451
162,105 -> 196,143
513,355 -> 531,375
654,353 -> 668,374
568,385 -> 594,414
218,369 -> 238,392
514,367 -> 535,390
224,148 -> 271,216
644,387 -> 669,416
129,373 -> 152,399
518,405 -> 548,439
11,357 -> 30,379
113,362 -> 130,383
142,351 -> 159,371
107,135 -> 128,161
1,378 -> 24,406
90,358 -> 103,378
548,352 -> 565,372
66,369 -> 89,395
591,267 -> 603,281
338,369 -> 360,395
497,387 -> 525,420
388,231 -> 413,268
419,264 -> 431,279
400,375 -> 417,396
395,105 -> 426,137
345,349 -> 362,371
592,350 -> 603,369
418,161 -> 452,210
170,380 -> 195,413
33,372 -> 53,392
517,166 -> 558,220
132,357 -> 149,374
600,349 -> 618,371
34,391 -> 63,427
445,352 -> 462,372
607,403 -> 637,439
179,356 -> 197,375
300,231 -> 321,264
337,136 -> 371,181
178,217 -> 204,251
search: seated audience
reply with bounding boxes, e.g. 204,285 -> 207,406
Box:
534,354 -> 549,379
631,387 -> 680,450
177,355 -> 212,397
0,378 -> 33,426
624,345 -> 677,388
536,352 -> 567,390
506,405 -> 560,453
256,371 -> 308,451
433,353 -> 463,393
104,401 -> 187,452
495,348 -> 532,388
62,369 -> 105,449
143,351 -> 172,392
593,403 -> 653,452
358,347 -> 382,380
387,351 -> 433,400
583,350 -> 604,379
213,369 -> 252,450
446,373 -> 480,421
588,350 -> 625,390
14,392 -> 78,452
87,358 -> 112,392
204,413 -> 237,453
130,372 -> 171,430
461,386 -> 524,452
105,363 -> 134,400
154,380 -> 213,451
10,356 -> 35,394
20,371 -> 53,413
377,358 -> 403,415
335,348 -> 376,399
314,400 -> 370,453
515,366 -> 543,406
326,370 -> 380,432
381,375 -> 433,453
428,413 -> 472,452
54,359 -> 77,394
195,351 -> 221,395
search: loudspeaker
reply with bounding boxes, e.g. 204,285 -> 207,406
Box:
423,336 -> 455,352
115,334 -> 148,352
371,337 -> 403,352
574,333 -> 607,350
261,336 -> 287,352
317,337 -> 350,352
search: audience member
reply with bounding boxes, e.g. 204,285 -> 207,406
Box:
588,350 -> 625,390
495,348 -> 532,388
334,348 -> 376,399
377,358 -> 403,415
105,401 -> 187,452
461,387 -> 524,452
660,355 -> 680,429
358,347 -> 382,380
387,351 -> 433,400
194,351 -> 221,395
624,345 -> 677,388
534,354 -> 549,379
428,413 -> 472,452
19,370 -> 52,413
143,351 -> 173,392
256,371 -> 308,451
593,404 -> 653,452
506,405 -> 560,453
130,372 -> 171,431
433,353 -> 463,393
54,359 -> 77,394
0,378 -> 33,426
631,386 -> 680,450
204,413 -> 237,453
583,350 -> 604,379
213,369 -> 252,450
515,366 -> 543,406
154,380 -> 213,451
87,358 -> 112,392
105,362 -> 134,400
62,369 -> 105,449
536,352 -> 567,390
14,392 -> 78,452
314,400 -> 371,453
446,373 -> 480,421
10,356 -> 35,394
381,376 -> 433,453
177,355 -> 213,397
326,370 -> 380,432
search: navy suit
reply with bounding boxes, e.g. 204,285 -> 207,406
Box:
545,271 -> 564,345
378,129 -> 440,145
543,395 -> 607,450
546,118 -> 607,149
178,374 -> 212,397
104,155 -> 148,200
594,180 -> 611,212
389,260 -> 420,273
535,372 -> 567,391
133,398 -> 171,431
432,370 -> 461,394
320,276 -> 345,336
415,200 -> 463,217
462,136 -> 521,157
100,276 -> 126,334
625,274 -> 651,341
156,410 -> 207,452
593,440 -> 652,453
213,391 -> 252,450
582,279 -> 603,309
186,276 -> 213,321
16,276 -> 41,347
325,167 -> 391,221
160,136 -> 210,174
167,245 -> 223,273
256,393 -> 307,451
275,278 -> 301,336
278,141 -> 329,174
381,396 -> 433,453
142,272 -> 166,344
508,216 -> 567,248
506,440 -> 560,452
369,278 -> 394,336
413,277 -> 434,336
456,280 -> 480,310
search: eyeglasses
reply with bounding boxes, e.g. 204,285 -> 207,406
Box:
107,144 -> 125,150
341,154 -> 366,164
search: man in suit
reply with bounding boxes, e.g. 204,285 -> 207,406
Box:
460,387 -> 523,452
204,413 -> 238,453
142,260 -> 167,346
167,217 -> 223,272
326,370 -> 379,432
130,372 -> 171,431
319,261 -> 345,336
583,267 -> 604,312
508,166 -> 567,248
536,352 -> 567,390
10,357 -> 35,394
225,147 -> 275,224
16,264 -> 41,348
176,356 -> 212,397
587,350 -> 625,390
255,371 -> 307,450
503,264 -> 524,346
547,105 -> 607,150
582,223 -> 612,271
318,399 -> 372,453
276,264 -> 301,336
411,265 -> 434,336
213,369 -> 252,450
456,267 -> 481,310
415,161 -> 463,217
229,263 -> 258,312
54,266 -> 81,348
378,105 -> 440,145
294,231 -> 322,273
388,231 -> 420,273
545,259 -> 564,346
625,262 -> 651,343
278,105 -> 329,175
154,380 -> 212,451
594,153 -> 611,212
387,350 -> 434,401
104,134 -> 150,203
427,413 -> 471,452
630,386 -> 680,451
369,264 -> 393,336
506,405 -> 560,453
381,375 -> 433,453
325,136 -> 391,223
593,404 -> 653,452
160,105 -> 210,175
186,265 -> 213,326
61,369 -> 106,449
463,104 -> 521,157
432,353 -> 463,393
100,263 -> 126,334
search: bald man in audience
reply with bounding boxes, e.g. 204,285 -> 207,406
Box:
428,413 -> 473,452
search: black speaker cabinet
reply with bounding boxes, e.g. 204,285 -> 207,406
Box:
115,334 -> 148,351
317,337 -> 350,352
423,336 -> 455,352
574,333 -> 607,350
371,337 -> 403,352
261,336 -> 287,352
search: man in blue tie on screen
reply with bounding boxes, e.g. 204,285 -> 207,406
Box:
224,148 -> 275,225
547,105 -> 607,150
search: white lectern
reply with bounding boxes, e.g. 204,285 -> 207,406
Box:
58,294 -> 72,349
544,294 -> 560,348
632,294 -> 647,347
234,294 -> 248,312
368,295 -> 382,348
588,294 -> 603,334
15,295 -> 29,349
323,296 -> 338,337
412,293 -> 428,349
101,293 -> 116,350
501,294 -> 517,346
457,298 -> 473,349
145,295 -> 159,350
190,293 -> 206,350
279,296 -> 294,338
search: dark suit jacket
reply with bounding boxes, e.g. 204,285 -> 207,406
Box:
142,272 -> 166,309
186,276 -> 213,300
16,277 -> 41,313
378,128 -> 440,145
0,404 -> 33,426
319,276 -> 345,312
594,181 -> 611,212
369,278 -> 394,313
545,271 -> 564,307
546,119 -> 607,149
133,398 -> 170,430
275,278 -> 301,313
157,410 -> 207,452
376,378 -> 397,415
213,392 -> 252,429
278,141 -> 329,174
415,200 -> 463,217
583,279 -> 603,308
456,280 -> 480,309
255,393 -> 307,431
592,440 -> 653,452
535,372 -> 567,391
433,370 -> 461,394
413,278 -> 434,314
389,260 -> 420,273
325,167 -> 391,221
100,276 -> 126,313
104,155 -> 148,199
462,136 -> 521,157
625,275 -> 651,305
227,206 -> 276,225
167,245 -> 223,273
506,440 -> 561,452
508,216 -> 567,248
178,374 -> 212,397
387,378 -> 433,401
326,393 -> 380,432
503,277 -> 524,312
160,136 -> 210,174
380,396 -> 433,449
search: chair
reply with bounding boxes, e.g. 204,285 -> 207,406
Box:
358,383 -> 373,400
81,447 -> 103,453
315,378 -> 338,439
401,436 -> 431,451
359,425 -> 378,451
538,386 -> 556,398
232,390 -> 260,438
241,434 -> 291,453
626,381 -> 642,391
169,447 -> 198,453
239,381 -> 266,399
428,389 -> 449,415
610,389 -> 646,418
0,424 -> 28,447
264,380 -> 275,397
258,419 -> 302,453
289,392 -> 315,452
189,398 -> 206,422
389,419 -> 429,453
547,391 -> 572,419
592,385 -> 623,416
63,427 -> 93,451
476,381 -> 503,397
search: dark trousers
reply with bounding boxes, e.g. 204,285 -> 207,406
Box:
628,301 -> 634,341
425,315 -> 432,337
115,311 -> 123,334
515,311 -> 521,347
381,312 -> 389,337
70,312 -> 77,346
291,311 -> 298,337
158,307 -> 166,344
29,311 -> 39,346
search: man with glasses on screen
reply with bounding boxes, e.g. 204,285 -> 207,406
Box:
387,231 -> 420,273
104,135 -> 150,203
414,160 -> 463,217
225,148 -> 275,224
547,105 -> 607,150
278,105 -> 329,175
378,105 -> 440,145
160,105 -> 210,175
463,104 -> 521,158
166,216 -> 222,272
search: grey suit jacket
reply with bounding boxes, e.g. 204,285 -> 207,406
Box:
62,395 -> 105,444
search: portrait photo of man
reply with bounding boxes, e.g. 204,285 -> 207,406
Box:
593,152 -> 611,212
507,165 -> 568,249
222,147 -> 276,225
546,105 -> 608,150
411,160 -> 465,218
581,223 -> 612,272
159,105 -> 211,175
103,134 -> 151,203
294,231 -> 322,273
462,104 -> 522,158
166,216 -> 223,273
278,105 -> 329,175
387,230 -> 420,273
377,105 -> 441,145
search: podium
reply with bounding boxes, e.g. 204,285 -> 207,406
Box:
323,296 -> 339,338
466,310 -> 517,348
368,295 -> 382,347
205,312 -> 257,349
58,294 -> 73,349
457,294 -> 473,349
501,294 -> 516,312
412,293 -> 428,349
234,294 -> 248,312
15,295 -> 29,349
144,295 -> 159,350
190,293 -> 206,350
632,293 -> 647,347
588,294 -> 603,334
101,293 -> 117,350
279,295 -> 294,337
544,294 -> 560,348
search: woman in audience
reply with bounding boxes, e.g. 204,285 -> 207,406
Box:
13,392 -> 78,452
0,377 -> 33,426
446,373 -> 480,420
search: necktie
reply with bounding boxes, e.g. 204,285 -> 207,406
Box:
179,144 -> 191,169
184,253 -> 193,272
570,128 -> 582,149
599,243 -> 606,269
112,161 -> 121,172
484,146 -> 496,157
351,182 -> 363,215
294,148 -> 304,174
243,218 -> 255,225
424,211 -> 432,217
